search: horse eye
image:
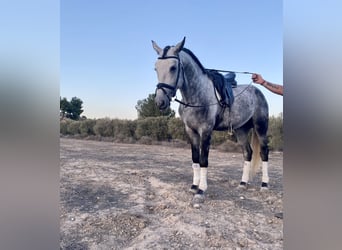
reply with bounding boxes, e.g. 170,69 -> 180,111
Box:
170,66 -> 177,72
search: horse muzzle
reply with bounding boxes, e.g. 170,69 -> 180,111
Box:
155,83 -> 176,110
155,89 -> 170,110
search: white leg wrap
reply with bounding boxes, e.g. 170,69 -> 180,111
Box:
192,163 -> 200,186
262,161 -> 269,183
199,167 -> 208,191
241,161 -> 251,183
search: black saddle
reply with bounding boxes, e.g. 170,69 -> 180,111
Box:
206,70 -> 236,108
224,72 -> 237,88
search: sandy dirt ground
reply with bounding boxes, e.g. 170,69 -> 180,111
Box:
60,138 -> 283,249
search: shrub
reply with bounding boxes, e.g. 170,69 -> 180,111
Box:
135,117 -> 169,141
59,112 -> 283,152
60,119 -> 71,135
93,118 -> 114,137
167,117 -> 188,141
67,120 -> 81,135
268,113 -> 283,151
138,136 -> 153,145
216,141 -> 242,152
211,131 -> 237,146
79,119 -> 96,136
112,119 -> 137,141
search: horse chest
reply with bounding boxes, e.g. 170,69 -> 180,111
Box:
180,107 -> 217,131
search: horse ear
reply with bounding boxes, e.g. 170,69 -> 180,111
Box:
152,40 -> 163,56
174,37 -> 186,53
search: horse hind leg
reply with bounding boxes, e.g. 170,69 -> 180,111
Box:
245,128 -> 270,191
254,122 -> 270,190
235,128 -> 253,189
237,129 -> 269,191
259,135 -> 270,191
261,162 -> 269,191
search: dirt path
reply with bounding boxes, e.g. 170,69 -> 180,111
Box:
60,138 -> 283,249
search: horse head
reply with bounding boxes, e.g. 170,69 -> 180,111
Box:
152,37 -> 186,110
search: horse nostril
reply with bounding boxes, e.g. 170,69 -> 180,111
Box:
156,100 -> 164,108
155,99 -> 167,110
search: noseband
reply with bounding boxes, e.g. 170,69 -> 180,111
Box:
155,55 -> 185,101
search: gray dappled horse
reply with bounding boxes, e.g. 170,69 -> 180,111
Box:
152,38 -> 269,203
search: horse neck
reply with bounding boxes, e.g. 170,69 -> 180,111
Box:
179,52 -> 213,103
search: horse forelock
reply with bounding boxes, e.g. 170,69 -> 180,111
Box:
161,46 -> 172,58
160,45 -> 181,58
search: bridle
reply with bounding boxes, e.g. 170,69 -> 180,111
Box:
155,55 -> 186,102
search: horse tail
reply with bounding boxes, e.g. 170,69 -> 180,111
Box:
250,129 -> 261,180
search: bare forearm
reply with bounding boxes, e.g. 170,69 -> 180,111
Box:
251,74 -> 283,96
262,81 -> 283,96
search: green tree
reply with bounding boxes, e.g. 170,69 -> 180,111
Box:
69,97 -> 84,120
60,97 -> 71,119
136,94 -> 175,118
60,96 -> 84,120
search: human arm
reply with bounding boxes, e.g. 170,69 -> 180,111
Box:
252,73 -> 283,96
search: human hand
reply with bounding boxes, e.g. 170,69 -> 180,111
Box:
252,74 -> 266,85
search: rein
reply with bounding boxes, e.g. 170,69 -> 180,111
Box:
173,97 -> 219,108
155,55 -> 253,108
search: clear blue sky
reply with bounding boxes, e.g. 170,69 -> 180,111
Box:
61,0 -> 283,120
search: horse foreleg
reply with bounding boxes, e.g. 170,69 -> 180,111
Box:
190,164 -> 209,197
186,128 -> 201,194
198,138 -> 210,193
193,132 -> 211,205
190,163 -> 200,193
186,127 -> 211,206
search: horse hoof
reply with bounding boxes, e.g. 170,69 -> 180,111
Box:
193,196 -> 204,207
193,190 -> 205,205
274,212 -> 283,219
189,184 -> 198,194
260,182 -> 269,191
238,181 -> 247,190
193,203 -> 201,209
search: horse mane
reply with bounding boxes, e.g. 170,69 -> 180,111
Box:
181,48 -> 207,74
181,47 -> 235,107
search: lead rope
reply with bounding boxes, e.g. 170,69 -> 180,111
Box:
174,81 -> 254,107
207,69 -> 254,98
233,80 -> 254,98
206,69 -> 254,75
